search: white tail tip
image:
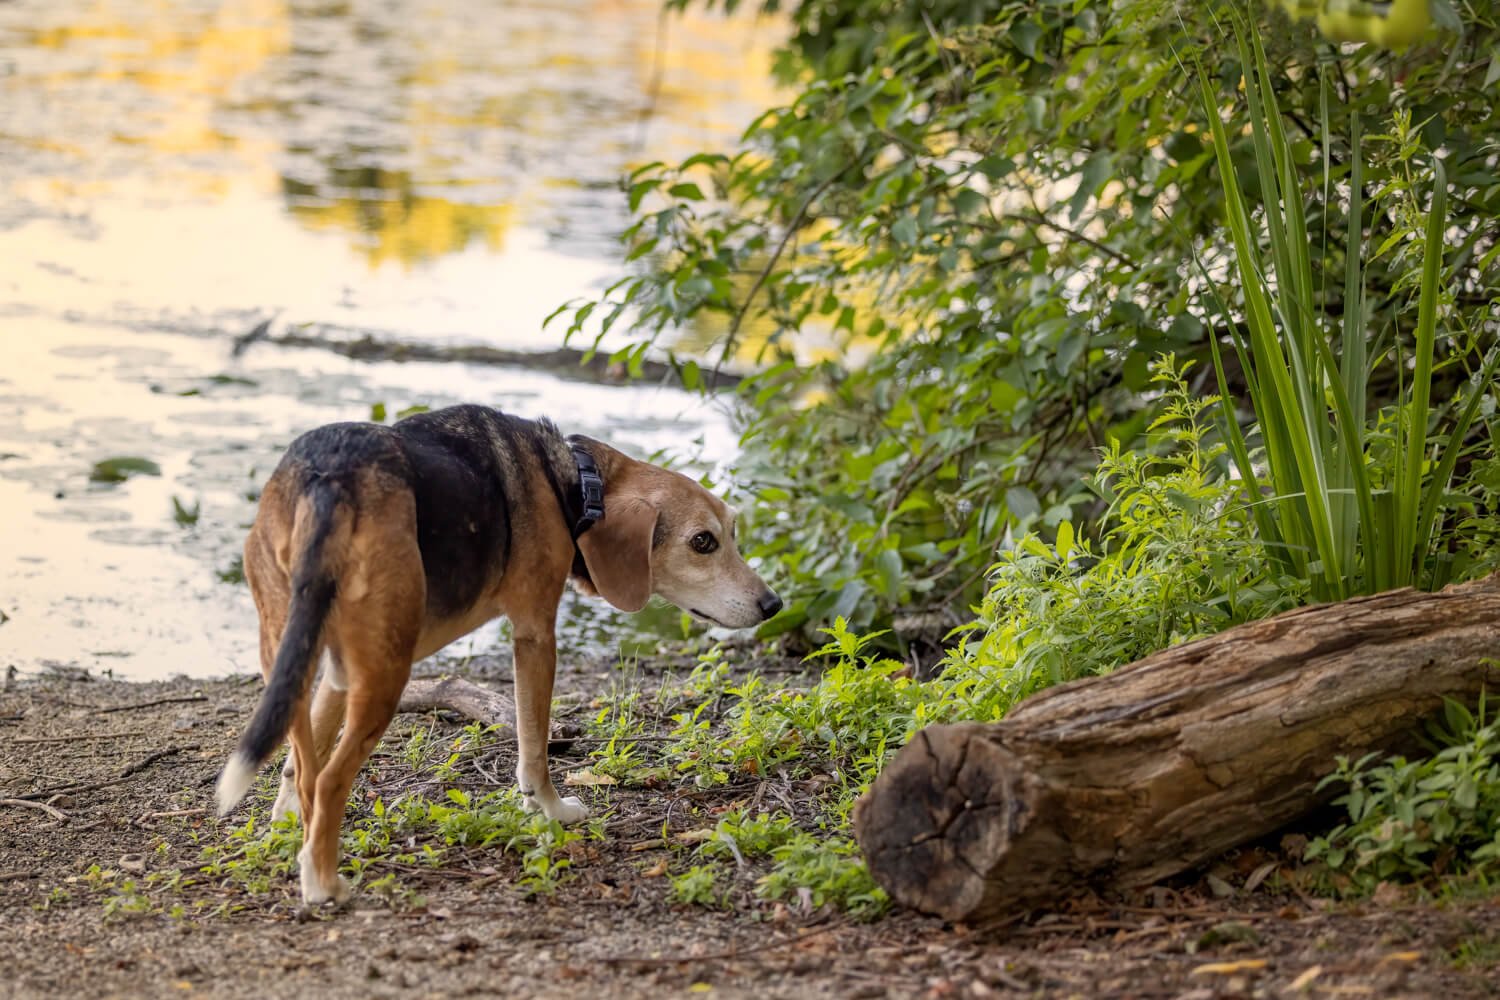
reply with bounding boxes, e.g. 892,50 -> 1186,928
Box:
215,753 -> 257,816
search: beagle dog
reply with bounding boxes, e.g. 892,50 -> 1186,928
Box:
214,405 -> 780,905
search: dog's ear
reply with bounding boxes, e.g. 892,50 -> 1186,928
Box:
576,498 -> 657,612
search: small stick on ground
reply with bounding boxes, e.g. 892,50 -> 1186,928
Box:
94,694 -> 208,715
119,748 -> 187,778
0,798 -> 69,820
8,730 -> 149,745
136,807 -> 207,821
9,745 -> 195,801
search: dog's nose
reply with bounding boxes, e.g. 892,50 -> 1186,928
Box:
757,590 -> 783,620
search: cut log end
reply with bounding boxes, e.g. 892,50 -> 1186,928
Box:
854,724 -> 1032,922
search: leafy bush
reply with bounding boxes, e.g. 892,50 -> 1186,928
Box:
553,0 -> 1500,639
671,865 -> 724,907
1305,696 -> 1500,891
757,834 -> 888,918
941,358 -> 1299,704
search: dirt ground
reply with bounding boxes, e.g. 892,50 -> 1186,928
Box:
2,663 -> 1497,1000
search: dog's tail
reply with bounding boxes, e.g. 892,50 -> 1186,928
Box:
215,477 -> 347,816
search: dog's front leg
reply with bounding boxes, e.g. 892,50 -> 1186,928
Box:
512,619 -> 587,825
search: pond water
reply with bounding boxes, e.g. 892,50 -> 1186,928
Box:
0,0 -> 783,680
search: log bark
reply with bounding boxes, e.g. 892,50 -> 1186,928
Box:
853,574 -> 1500,922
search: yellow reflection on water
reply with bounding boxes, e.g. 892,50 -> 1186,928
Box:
8,0 -> 785,271
284,169 -> 518,266
24,0 -> 290,151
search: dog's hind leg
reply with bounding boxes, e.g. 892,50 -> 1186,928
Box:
271,666 -> 347,823
296,495 -> 423,906
297,679 -> 407,905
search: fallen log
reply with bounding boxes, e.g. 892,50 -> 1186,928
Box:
397,676 -> 573,743
399,676 -> 515,726
852,574 -> 1500,922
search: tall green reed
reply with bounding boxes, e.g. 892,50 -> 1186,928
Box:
1194,22 -> 1497,602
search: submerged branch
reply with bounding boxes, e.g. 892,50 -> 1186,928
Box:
236,322 -> 742,390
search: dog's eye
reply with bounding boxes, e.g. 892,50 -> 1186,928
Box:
689,531 -> 718,554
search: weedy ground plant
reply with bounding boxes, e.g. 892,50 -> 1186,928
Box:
1306,693 -> 1500,894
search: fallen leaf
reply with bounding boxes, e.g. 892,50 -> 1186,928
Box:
1288,966 -> 1322,991
1191,959 -> 1268,976
1204,873 -> 1236,898
674,828 -> 716,845
563,769 -> 617,787
1380,951 -> 1421,964
641,859 -> 669,878
1243,860 -> 1280,894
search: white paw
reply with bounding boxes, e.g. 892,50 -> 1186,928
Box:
546,794 -> 589,825
522,792 -> 589,825
297,846 -> 350,906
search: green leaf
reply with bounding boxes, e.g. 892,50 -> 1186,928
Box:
1068,151 -> 1113,221
1055,520 -> 1074,561
873,547 -> 904,599
1005,486 -> 1041,523
89,456 -> 162,484
953,187 -> 988,218
628,179 -> 660,212
1010,20 -> 1042,59
1024,95 -> 1047,131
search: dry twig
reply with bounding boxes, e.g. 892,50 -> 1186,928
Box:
0,797 -> 68,820
94,694 -> 208,715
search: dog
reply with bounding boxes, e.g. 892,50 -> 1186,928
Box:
214,404 -> 780,905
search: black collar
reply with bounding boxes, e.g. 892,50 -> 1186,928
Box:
570,441 -> 605,538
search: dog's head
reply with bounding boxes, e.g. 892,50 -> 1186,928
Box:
573,448 -> 780,629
